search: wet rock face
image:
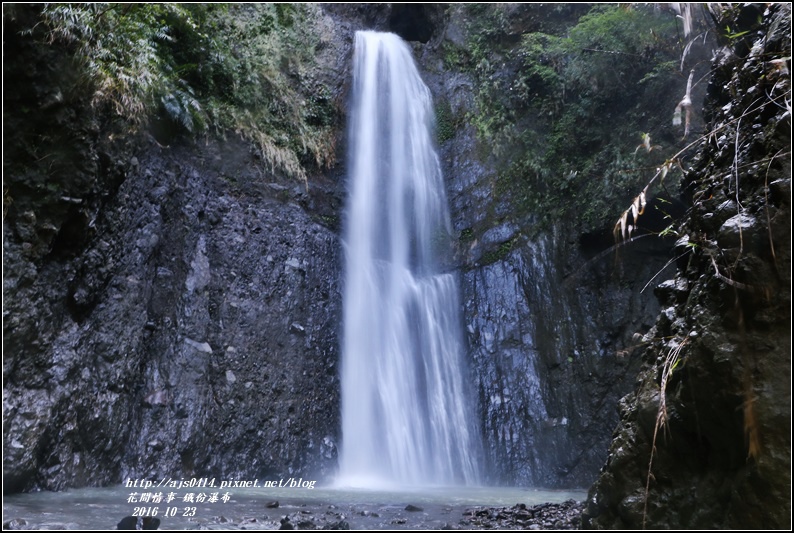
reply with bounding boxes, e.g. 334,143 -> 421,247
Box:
420,9 -> 673,488
3,4 -> 350,493
583,4 -> 791,529
3,138 -> 344,492
456,231 -> 671,488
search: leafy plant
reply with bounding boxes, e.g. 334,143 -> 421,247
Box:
36,3 -> 177,123
32,3 -> 337,184
480,236 -> 519,265
435,99 -> 457,143
722,26 -> 751,41
459,4 -> 686,234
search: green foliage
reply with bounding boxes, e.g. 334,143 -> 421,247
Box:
435,99 -> 457,143
37,3 -> 176,122
565,4 -> 671,94
161,88 -> 203,133
459,4 -> 686,233
722,27 -> 750,40
639,60 -> 678,85
480,236 -> 518,265
442,41 -> 472,71
34,3 -> 337,184
512,33 -> 565,108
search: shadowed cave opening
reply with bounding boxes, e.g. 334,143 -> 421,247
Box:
388,4 -> 439,43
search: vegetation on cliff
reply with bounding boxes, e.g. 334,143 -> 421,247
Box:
3,6 -> 789,529
443,4 -> 711,235
3,3 -> 345,494
582,3 -> 791,528
5,3 -> 337,185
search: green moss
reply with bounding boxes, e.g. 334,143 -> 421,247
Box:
314,214 -> 339,231
480,236 -> 519,265
435,99 -> 457,143
459,227 -> 474,242
441,41 -> 472,71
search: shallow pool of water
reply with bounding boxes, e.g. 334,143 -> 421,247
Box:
3,484 -> 586,530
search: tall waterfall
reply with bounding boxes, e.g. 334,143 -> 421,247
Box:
338,31 -> 481,487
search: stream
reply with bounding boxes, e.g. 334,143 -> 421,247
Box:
3,485 -> 586,530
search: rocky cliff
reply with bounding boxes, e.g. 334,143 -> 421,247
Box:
318,3 -> 696,489
418,4 -> 684,488
5,4 -> 787,510
582,3 -> 791,528
4,5 -> 346,492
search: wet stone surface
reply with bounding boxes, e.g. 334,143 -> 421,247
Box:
458,500 -> 583,530
3,500 -> 584,531
2,486 -> 586,531
256,500 -> 583,530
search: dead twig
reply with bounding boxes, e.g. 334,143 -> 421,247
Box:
643,335 -> 689,529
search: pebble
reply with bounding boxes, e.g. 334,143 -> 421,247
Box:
460,500 -> 584,530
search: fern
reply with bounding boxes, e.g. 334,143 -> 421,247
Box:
33,3 -> 337,184
162,87 -> 203,133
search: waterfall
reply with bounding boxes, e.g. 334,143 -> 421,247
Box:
337,31 -> 482,488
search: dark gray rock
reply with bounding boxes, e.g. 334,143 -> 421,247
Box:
717,213 -> 758,248
583,3 -> 792,529
323,520 -> 350,530
3,137 -> 344,491
2,3 -> 351,492
3,519 -> 28,530
419,5 -> 672,488
461,500 -> 583,530
455,214 -> 667,488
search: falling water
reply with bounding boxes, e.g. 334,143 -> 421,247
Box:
338,31 -> 481,488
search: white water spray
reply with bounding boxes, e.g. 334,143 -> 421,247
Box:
338,31 -> 481,488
